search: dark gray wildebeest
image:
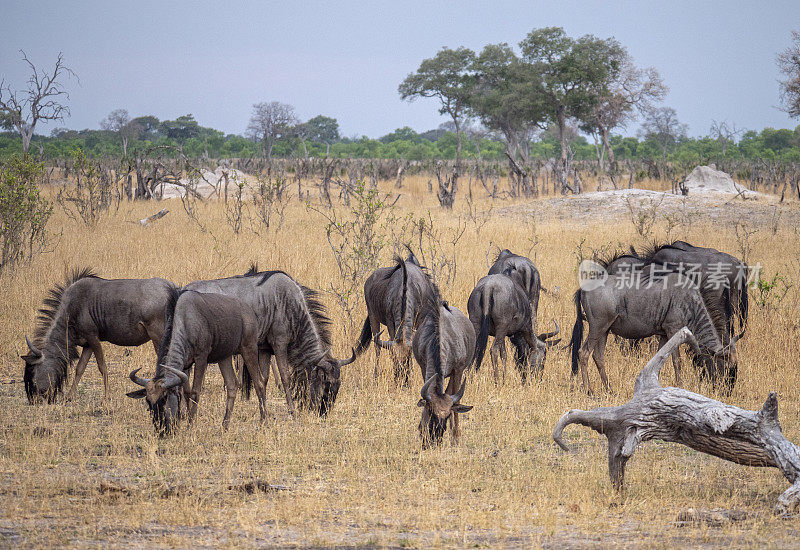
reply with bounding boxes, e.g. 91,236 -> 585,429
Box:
487,249 -> 541,330
636,241 -> 748,339
354,251 -> 437,385
467,273 -> 560,383
22,268 -> 176,404
127,289 -> 265,433
569,270 -> 740,395
187,266 -> 355,416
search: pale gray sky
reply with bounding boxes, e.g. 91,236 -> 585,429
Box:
2,0 -> 799,138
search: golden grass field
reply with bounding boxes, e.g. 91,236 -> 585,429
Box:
1,173 -> 800,547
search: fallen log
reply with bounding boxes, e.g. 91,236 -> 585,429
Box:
139,208 -> 169,226
553,327 -> 800,515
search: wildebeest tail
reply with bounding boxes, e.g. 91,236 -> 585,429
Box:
738,266 -> 749,337
354,316 -> 372,356
570,289 -> 583,375
241,355 -> 253,399
473,292 -> 492,371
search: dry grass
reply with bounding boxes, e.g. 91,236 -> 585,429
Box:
1,174 -> 800,547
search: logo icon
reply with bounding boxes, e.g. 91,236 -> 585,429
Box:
578,260 -> 608,291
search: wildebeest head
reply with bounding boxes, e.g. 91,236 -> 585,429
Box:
127,366 -> 188,435
417,374 -> 472,448
701,332 -> 740,390
22,335 -> 49,404
519,320 -> 562,377
308,348 -> 356,416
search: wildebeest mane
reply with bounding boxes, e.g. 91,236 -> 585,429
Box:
26,267 -> 98,400
418,287 -> 446,393
596,249 -> 641,270
493,248 -> 515,264
244,263 -> 259,276
632,241 -> 686,265
156,287 -> 188,371
33,267 -> 98,343
699,278 -> 732,340
288,283 -> 334,405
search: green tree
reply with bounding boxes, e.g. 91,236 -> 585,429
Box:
379,126 -> 421,144
469,43 -> 544,165
399,47 -> 475,170
519,27 -> 624,190
159,114 -> 200,144
131,115 -> 161,139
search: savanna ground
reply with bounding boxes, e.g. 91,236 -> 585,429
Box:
2,172 -> 800,548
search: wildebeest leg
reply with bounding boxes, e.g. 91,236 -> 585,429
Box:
257,349 -> 276,390
242,345 -> 267,424
218,357 -> 238,430
274,350 -> 296,416
592,337 -> 611,392
658,335 -> 682,386
65,347 -> 93,402
188,358 -> 207,426
490,331 -> 507,383
86,335 -> 109,400
370,314 -> 382,380
446,373 -> 461,444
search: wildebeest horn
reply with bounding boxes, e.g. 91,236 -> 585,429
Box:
374,330 -> 394,349
162,365 -> 188,388
335,347 -> 357,367
451,379 -> 467,404
129,368 -> 150,387
25,335 -> 42,357
420,374 -> 440,402
538,319 -> 560,341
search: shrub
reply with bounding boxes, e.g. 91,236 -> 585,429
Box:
0,155 -> 52,276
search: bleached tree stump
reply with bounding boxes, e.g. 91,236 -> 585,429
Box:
553,327 -> 800,515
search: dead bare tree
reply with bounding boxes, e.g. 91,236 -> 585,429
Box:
435,161 -> 457,208
709,120 -> 744,156
245,101 -> 298,162
553,327 -> 800,516
0,51 -> 76,154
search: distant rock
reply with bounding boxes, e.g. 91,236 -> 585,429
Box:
683,165 -> 746,196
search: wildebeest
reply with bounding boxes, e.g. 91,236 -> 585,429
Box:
570,270 -> 739,395
636,241 -> 748,338
127,289 -> 265,433
354,251 -> 437,384
467,273 -> 560,383
412,292 -> 476,448
22,268 -> 176,403
487,249 -> 541,328
187,266 -> 355,416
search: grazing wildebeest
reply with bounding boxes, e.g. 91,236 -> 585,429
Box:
22,268 -> 176,403
467,273 -> 560,383
411,292 -> 475,448
353,252 -> 437,384
188,266 -> 355,416
636,241 -> 748,338
127,289 -> 265,433
569,271 -> 739,395
487,249 -> 541,328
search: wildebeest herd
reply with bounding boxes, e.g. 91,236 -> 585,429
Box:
21,241 -> 749,448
